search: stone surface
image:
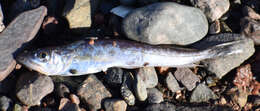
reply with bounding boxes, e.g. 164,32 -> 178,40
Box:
55,83 -> 70,98
145,102 -> 176,111
241,17 -> 260,45
16,72 -> 54,106
176,105 -> 233,111
190,0 -> 230,22
242,6 -> 260,20
191,33 -> 255,78
136,67 -> 158,88
77,75 -> 112,110
70,94 -> 80,105
147,88 -> 164,104
0,4 -> 5,32
104,99 -> 127,111
0,96 -> 12,111
59,98 -> 80,111
209,20 -> 221,34
190,83 -> 218,103
0,6 -> 47,81
174,68 -> 200,91
64,0 -> 92,29
166,72 -> 182,93
105,68 -> 124,87
123,2 -> 208,45
134,72 -> 148,101
121,72 -> 135,106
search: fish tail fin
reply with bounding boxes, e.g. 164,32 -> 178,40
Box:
201,40 -> 244,59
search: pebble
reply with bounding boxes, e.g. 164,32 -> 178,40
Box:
242,6 -> 260,20
176,105 -> 233,111
174,68 -> 200,91
104,99 -> 127,111
190,0 -> 230,22
136,67 -> 158,88
134,72 -> 148,101
55,83 -> 70,98
70,94 -> 80,105
144,102 -> 176,111
121,72 -> 135,106
59,98 -> 80,111
16,72 -> 54,106
190,83 -> 218,103
0,6 -> 47,81
123,2 -> 208,45
77,75 -> 112,110
0,96 -> 12,111
147,88 -> 164,104
191,33 -> 255,78
105,68 -> 124,87
240,17 -> 260,45
0,4 -> 5,32
64,0 -> 92,33
209,20 -> 221,34
165,72 -> 182,93
13,104 -> 22,111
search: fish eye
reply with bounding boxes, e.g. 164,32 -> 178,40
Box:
38,52 -> 48,60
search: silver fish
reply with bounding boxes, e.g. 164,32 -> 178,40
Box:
16,39 -> 243,76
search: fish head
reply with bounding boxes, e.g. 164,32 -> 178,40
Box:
16,48 -> 67,75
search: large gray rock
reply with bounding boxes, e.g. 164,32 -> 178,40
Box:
191,33 -> 255,78
16,72 -> 54,106
77,75 -> 111,110
136,67 -> 158,88
123,2 -> 208,45
0,6 -> 47,81
190,0 -> 230,22
190,83 -> 218,102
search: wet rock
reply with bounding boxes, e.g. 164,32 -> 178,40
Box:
77,75 -> 112,110
123,2 -> 208,45
190,0 -> 230,22
192,33 -> 255,78
134,72 -> 148,101
105,68 -> 124,87
0,96 -> 12,111
59,98 -> 80,111
104,99 -> 127,111
174,68 -> 200,91
147,88 -> 163,104
0,4 -> 5,32
190,83 -> 218,103
145,102 -> 176,111
55,83 -> 70,98
176,105 -> 233,111
242,6 -> 260,20
241,17 -> 260,45
16,72 -> 54,106
7,0 -> 41,22
0,6 -> 47,81
136,67 -> 158,88
209,20 -> 221,34
166,72 -> 182,93
121,72 -> 135,106
120,0 -> 136,6
64,0 -> 92,33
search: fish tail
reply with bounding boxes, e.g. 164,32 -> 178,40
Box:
201,40 -> 244,59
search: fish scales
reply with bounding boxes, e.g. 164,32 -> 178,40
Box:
16,39 -> 244,76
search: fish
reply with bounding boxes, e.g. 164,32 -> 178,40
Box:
16,39 -> 244,76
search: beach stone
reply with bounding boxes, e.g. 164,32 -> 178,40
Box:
209,20 -> 221,34
173,68 -> 200,91
105,68 -> 124,87
16,72 -> 54,106
240,17 -> 260,45
176,105 -> 233,111
145,102 -> 176,111
190,0 -> 230,22
0,96 -> 12,111
121,72 -> 135,106
77,75 -> 112,110
104,99 -> 127,111
0,4 -> 5,32
58,98 -> 80,111
0,6 -> 47,81
70,94 -> 80,105
242,6 -> 260,20
191,33 -> 255,78
190,83 -> 218,103
147,88 -> 164,104
134,72 -> 148,101
55,83 -> 70,98
166,72 -> 182,93
64,0 -> 92,30
123,2 -> 208,45
136,67 -> 158,88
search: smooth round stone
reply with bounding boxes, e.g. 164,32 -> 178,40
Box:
123,2 -> 208,45
190,83 -> 218,103
134,73 -> 148,101
147,88 -> 164,104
